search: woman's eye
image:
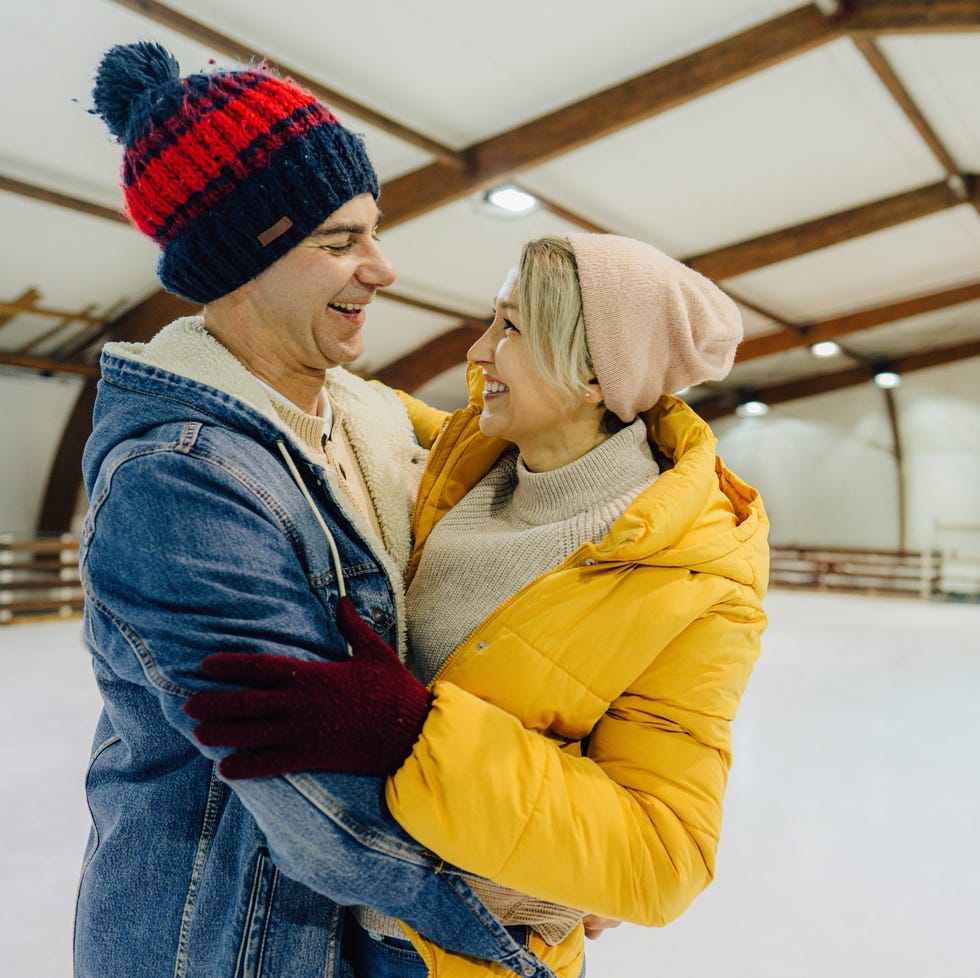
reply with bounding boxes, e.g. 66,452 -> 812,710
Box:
503,319 -> 519,334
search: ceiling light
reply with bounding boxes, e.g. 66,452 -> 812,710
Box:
873,371 -> 901,389
736,400 -> 770,418
813,0 -> 844,16
810,341 -> 841,358
483,184 -> 538,215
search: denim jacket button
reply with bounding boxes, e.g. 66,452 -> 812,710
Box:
370,607 -> 386,624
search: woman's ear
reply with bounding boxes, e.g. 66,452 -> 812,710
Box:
585,378 -> 604,404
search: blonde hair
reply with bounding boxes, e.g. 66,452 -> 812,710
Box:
515,237 -> 624,435
514,237 -> 593,401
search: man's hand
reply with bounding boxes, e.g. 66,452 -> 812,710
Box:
582,915 -> 622,940
184,597 -> 430,779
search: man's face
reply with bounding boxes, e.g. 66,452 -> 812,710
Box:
238,193 -> 396,372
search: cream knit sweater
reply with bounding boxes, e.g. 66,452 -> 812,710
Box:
408,419 -> 659,683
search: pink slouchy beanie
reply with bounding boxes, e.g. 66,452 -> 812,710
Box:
567,233 -> 743,422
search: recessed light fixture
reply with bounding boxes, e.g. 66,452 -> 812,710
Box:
811,341 -> 841,358
813,0 -> 843,15
483,184 -> 538,215
873,371 -> 901,389
736,400 -> 770,418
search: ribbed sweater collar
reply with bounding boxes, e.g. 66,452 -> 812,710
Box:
510,418 -> 656,525
269,398 -> 327,458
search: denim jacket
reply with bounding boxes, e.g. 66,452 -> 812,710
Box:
74,319 -> 551,978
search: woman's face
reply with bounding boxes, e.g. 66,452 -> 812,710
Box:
467,268 -> 605,472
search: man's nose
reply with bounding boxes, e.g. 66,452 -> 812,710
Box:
359,242 -> 397,288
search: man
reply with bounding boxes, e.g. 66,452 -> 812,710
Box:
76,40 -> 551,978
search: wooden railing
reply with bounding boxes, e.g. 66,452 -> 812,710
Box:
2,536 -> 976,624
769,545 -> 944,599
0,534 -> 84,624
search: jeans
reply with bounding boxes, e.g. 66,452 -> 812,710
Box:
343,917 -> 429,978
342,915 -> 550,978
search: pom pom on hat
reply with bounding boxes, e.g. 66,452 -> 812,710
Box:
567,234 -> 743,421
92,41 -> 180,141
90,41 -> 379,304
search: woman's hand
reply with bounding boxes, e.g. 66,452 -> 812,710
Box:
582,915 -> 622,940
183,597 -> 430,779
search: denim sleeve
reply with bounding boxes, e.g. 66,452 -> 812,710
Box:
81,444 -> 436,893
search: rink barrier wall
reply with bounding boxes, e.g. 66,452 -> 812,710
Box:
1,536 -> 977,625
0,533 -> 83,624
768,544 -> 978,601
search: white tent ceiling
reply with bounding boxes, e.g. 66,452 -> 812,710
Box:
2,0 -> 978,421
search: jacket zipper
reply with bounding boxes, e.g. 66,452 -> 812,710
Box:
426,541 -> 596,687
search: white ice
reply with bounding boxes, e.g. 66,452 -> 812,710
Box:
2,589 -> 978,978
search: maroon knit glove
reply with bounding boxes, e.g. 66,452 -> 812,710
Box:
183,597 -> 430,779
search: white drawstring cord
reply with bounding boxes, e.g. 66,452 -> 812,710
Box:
276,441 -> 353,656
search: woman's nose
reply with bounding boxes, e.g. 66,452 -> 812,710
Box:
467,324 -> 496,365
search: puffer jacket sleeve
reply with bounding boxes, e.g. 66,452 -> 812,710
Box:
386,591 -> 766,927
389,387 -> 450,449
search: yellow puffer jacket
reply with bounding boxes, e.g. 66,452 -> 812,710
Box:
385,373 -> 769,977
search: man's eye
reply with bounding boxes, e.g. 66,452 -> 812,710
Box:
321,242 -> 353,253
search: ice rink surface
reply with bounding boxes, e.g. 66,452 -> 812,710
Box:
2,588 -> 978,978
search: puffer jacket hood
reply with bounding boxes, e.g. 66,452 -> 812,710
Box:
592,395 -> 766,590
439,362 -> 765,593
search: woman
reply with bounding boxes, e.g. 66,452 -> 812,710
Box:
188,233 -> 769,977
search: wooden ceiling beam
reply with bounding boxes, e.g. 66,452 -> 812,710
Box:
0,353 -> 99,377
684,177 -> 975,280
371,324 -> 485,392
737,279 -> 980,360
378,5 -> 842,226
0,288 -> 41,329
843,0 -> 980,33
19,317 -> 87,357
0,288 -> 107,327
380,290 -> 486,328
852,33 -> 980,223
694,336 -> 980,420
106,290 -> 198,344
516,188 -> 610,235
851,35 -> 961,175
0,174 -> 126,226
107,0 -> 463,167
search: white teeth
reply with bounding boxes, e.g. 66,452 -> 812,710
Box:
483,380 -> 509,394
330,302 -> 363,312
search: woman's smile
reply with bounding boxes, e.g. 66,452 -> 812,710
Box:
481,374 -> 510,398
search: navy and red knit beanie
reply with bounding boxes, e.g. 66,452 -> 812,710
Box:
91,41 -> 379,304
